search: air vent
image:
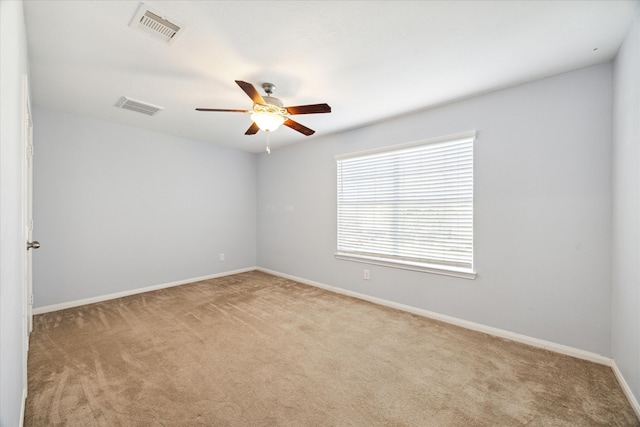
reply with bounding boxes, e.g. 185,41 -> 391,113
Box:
116,97 -> 164,116
129,3 -> 185,45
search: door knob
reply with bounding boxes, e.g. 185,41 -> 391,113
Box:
27,241 -> 40,250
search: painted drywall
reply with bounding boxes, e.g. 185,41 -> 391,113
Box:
32,109 -> 257,307
257,63 -> 613,356
0,1 -> 30,425
612,9 -> 640,408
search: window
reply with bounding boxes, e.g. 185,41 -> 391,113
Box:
335,131 -> 475,279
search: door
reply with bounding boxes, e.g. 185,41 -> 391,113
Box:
25,84 -> 35,334
23,75 -> 39,397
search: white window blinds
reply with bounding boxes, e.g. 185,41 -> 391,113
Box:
336,131 -> 475,277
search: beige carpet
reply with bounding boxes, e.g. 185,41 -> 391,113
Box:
25,271 -> 638,426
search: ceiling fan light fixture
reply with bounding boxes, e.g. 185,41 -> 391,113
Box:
251,112 -> 285,132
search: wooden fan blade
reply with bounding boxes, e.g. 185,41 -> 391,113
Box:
284,119 -> 315,136
245,122 -> 260,135
195,108 -> 249,113
285,103 -> 332,115
235,80 -> 266,105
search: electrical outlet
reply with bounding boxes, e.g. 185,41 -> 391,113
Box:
363,269 -> 370,280
219,253 -> 225,262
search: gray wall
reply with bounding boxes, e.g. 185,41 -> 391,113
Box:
33,109 -> 257,307
0,1 -> 30,425
257,63 -> 613,356
612,9 -> 640,407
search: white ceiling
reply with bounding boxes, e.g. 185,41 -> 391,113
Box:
23,0 -> 639,153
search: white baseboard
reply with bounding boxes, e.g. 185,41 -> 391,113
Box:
257,267 -> 612,366
612,360 -> 640,420
32,267 -> 257,315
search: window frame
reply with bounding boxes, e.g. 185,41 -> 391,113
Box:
335,131 -> 476,279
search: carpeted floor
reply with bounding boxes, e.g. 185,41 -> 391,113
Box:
25,271 -> 638,426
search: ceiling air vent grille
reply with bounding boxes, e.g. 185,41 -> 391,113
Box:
116,97 -> 164,116
129,3 -> 185,45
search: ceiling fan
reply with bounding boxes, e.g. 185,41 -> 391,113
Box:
196,80 -> 331,137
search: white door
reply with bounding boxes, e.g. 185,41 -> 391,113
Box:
25,86 -> 35,334
23,75 -> 39,399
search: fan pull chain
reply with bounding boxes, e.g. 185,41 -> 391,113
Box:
266,131 -> 271,154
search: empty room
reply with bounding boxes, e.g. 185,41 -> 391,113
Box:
1,0 -> 639,425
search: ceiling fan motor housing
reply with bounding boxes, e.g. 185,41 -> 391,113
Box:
262,96 -> 283,108
255,96 -> 288,117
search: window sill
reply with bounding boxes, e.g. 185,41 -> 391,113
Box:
334,253 -> 477,280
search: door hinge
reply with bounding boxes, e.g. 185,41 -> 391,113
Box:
29,294 -> 33,305
27,144 -> 34,157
